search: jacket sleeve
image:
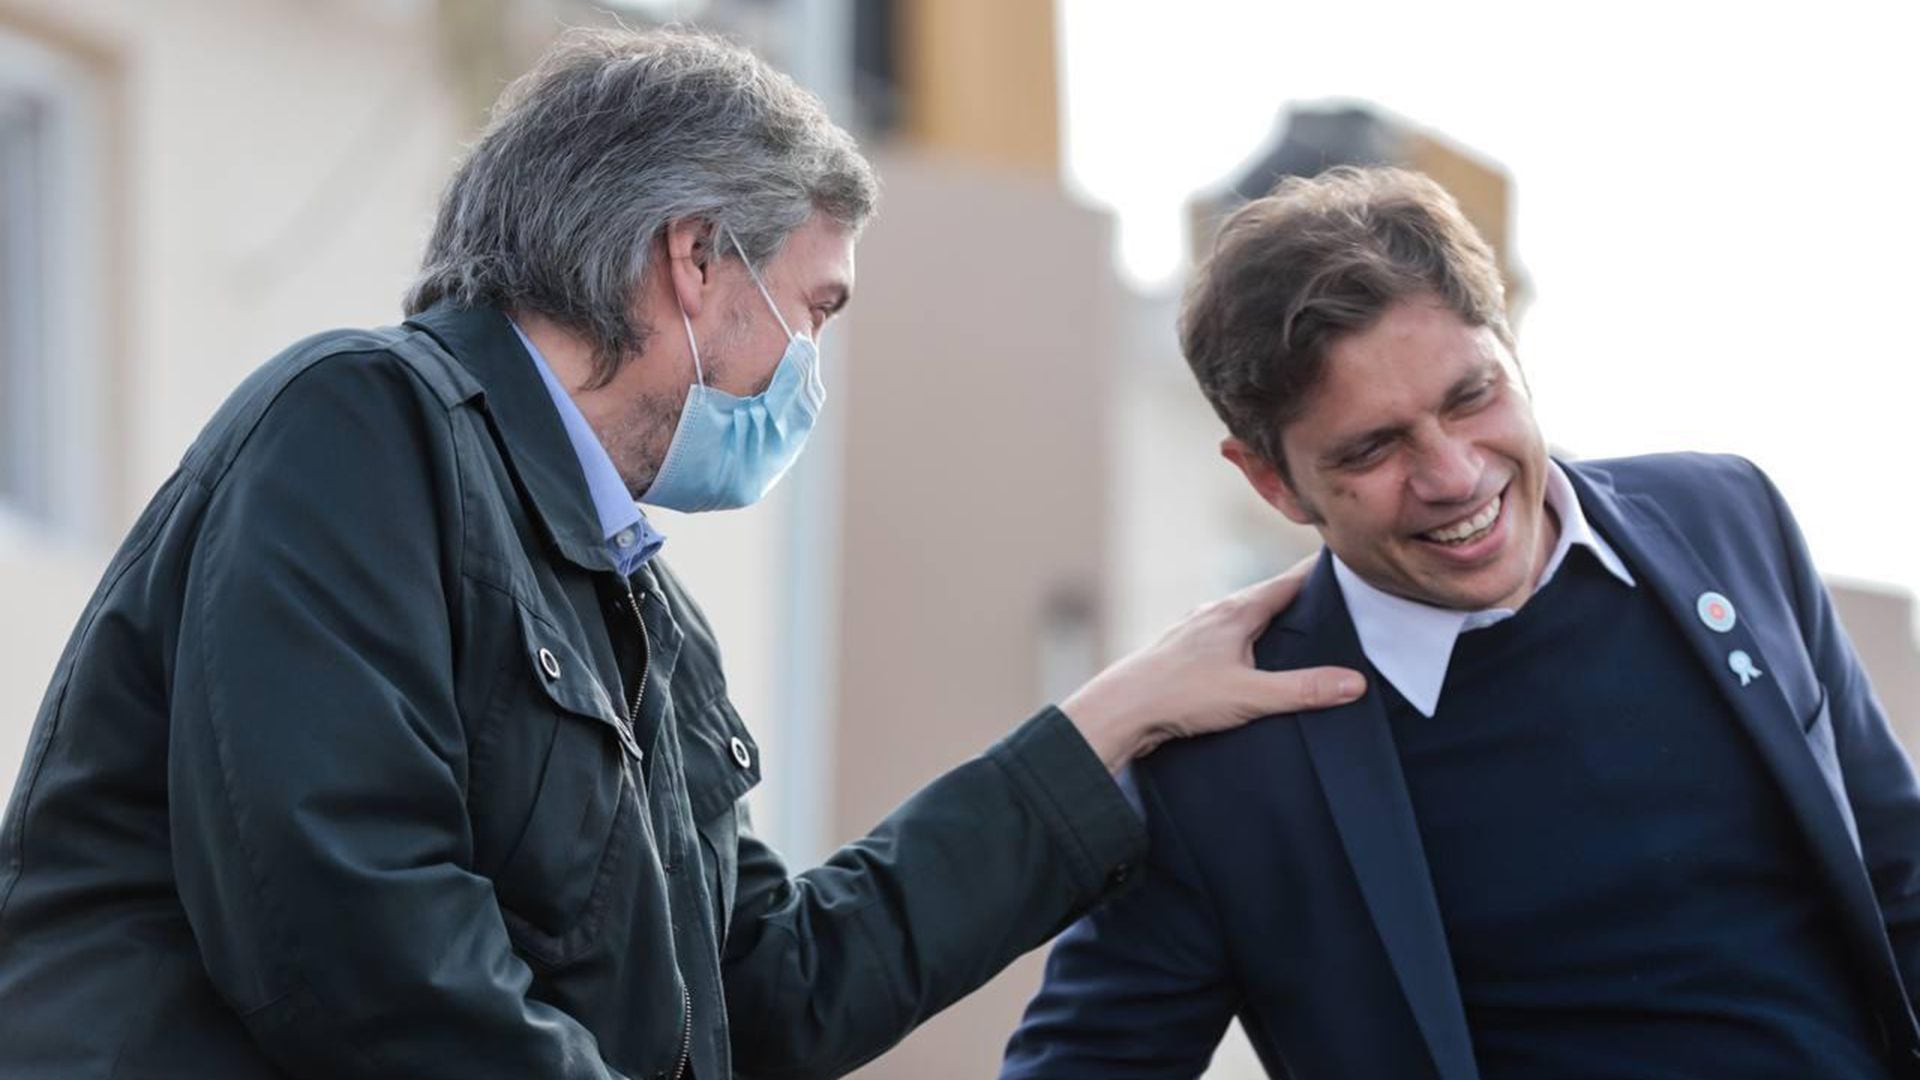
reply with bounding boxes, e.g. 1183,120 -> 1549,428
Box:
1755,460 -> 1920,1006
717,706 -> 1146,1080
1000,765 -> 1237,1079
168,354 -> 624,1079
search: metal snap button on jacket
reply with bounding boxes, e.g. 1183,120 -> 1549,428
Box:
729,736 -> 752,769
538,647 -> 561,680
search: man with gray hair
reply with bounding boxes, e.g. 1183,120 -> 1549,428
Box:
0,26 -> 1362,1080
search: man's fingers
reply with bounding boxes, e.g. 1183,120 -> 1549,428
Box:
1242,665 -> 1366,716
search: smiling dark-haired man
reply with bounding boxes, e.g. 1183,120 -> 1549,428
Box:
1002,166 -> 1920,1079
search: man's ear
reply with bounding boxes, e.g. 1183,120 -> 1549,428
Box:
1221,436 -> 1317,526
664,218 -> 716,319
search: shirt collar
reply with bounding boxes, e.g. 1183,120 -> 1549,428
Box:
1331,460 -> 1635,718
511,321 -> 664,576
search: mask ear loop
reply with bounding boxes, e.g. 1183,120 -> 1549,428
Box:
728,227 -> 799,341
677,221 -> 713,389
678,306 -> 708,388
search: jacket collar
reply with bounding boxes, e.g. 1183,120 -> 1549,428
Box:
404,301 -> 617,574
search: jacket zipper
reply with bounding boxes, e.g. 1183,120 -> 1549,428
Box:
624,588 -> 650,738
625,588 -> 690,1080
671,981 -> 693,1080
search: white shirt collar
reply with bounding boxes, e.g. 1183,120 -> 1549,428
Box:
1330,461 -> 1636,718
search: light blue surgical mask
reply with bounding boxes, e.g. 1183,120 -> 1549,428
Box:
641,230 -> 825,513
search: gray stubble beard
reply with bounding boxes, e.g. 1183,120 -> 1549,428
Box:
608,382 -> 689,502
612,297 -> 751,501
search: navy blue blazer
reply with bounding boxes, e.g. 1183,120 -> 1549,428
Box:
1003,454 -> 1920,1079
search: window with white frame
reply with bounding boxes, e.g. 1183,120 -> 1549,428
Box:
0,27 -> 105,546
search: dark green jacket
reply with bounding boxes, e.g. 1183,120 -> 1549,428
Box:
0,303 -> 1145,1079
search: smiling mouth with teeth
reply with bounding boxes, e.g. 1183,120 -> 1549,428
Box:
1420,493 -> 1503,546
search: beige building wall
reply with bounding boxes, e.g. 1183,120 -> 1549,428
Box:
831,151 -> 1119,1078
0,0 -> 465,795
899,0 -> 1060,177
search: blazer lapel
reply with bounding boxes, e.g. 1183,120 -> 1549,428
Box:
1265,556 -> 1480,1080
1566,464 -> 1906,1010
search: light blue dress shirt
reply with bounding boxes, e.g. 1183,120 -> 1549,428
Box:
512,321 -> 665,578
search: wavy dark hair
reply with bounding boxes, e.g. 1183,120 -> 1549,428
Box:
1181,166 -> 1511,473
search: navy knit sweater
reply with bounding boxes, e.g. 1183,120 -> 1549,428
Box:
1384,546 -> 1890,1078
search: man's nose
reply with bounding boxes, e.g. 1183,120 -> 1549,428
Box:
1407,435 -> 1482,505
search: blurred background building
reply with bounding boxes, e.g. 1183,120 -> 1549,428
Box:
0,2 -> 1914,1078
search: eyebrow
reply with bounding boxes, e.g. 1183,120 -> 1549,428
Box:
1441,363 -> 1500,408
1318,363 -> 1499,467
1320,422 -> 1407,468
816,282 -> 851,316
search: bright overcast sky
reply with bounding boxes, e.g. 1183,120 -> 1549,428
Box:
1058,0 -> 1920,603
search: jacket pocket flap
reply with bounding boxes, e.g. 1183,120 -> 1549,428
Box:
515,605 -> 636,754
680,693 -> 761,821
